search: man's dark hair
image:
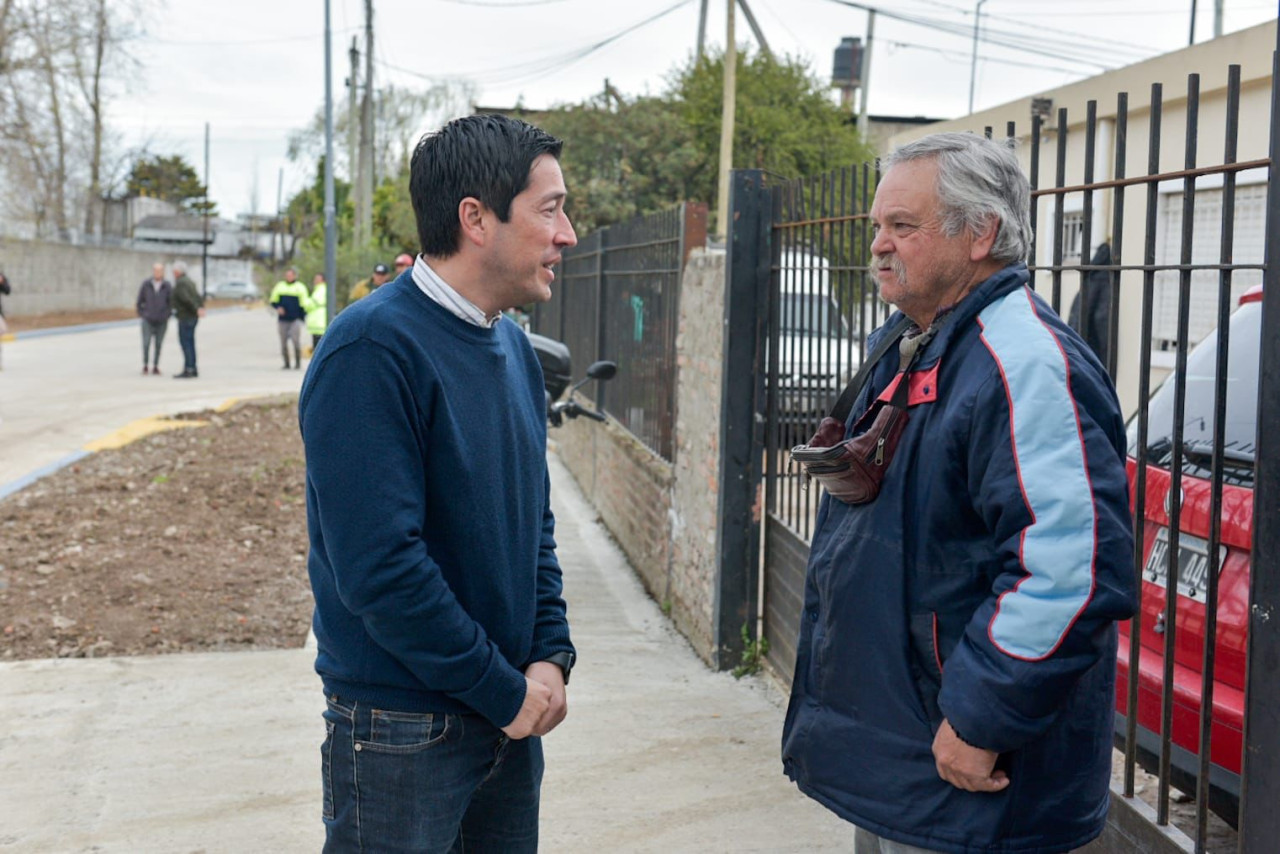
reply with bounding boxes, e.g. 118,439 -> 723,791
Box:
410,115 -> 564,258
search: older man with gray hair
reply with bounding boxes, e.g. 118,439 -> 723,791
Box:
171,260 -> 204,378
781,132 -> 1137,852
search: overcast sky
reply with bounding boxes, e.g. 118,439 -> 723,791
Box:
113,0 -> 1279,218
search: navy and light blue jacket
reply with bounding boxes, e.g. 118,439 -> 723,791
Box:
782,264 -> 1138,853
298,273 -> 574,729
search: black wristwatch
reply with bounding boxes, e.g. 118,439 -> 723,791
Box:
540,651 -> 575,685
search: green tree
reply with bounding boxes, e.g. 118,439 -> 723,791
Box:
672,49 -> 873,211
126,153 -> 216,215
535,93 -> 702,235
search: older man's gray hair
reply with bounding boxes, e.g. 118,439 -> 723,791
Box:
171,260 -> 187,274
884,132 -> 1033,265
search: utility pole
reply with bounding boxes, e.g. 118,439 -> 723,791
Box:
1213,0 -> 1223,38
736,0 -> 773,61
275,167 -> 284,270
968,0 -> 987,115
324,0 -> 337,323
201,122 -> 210,298
348,37 -> 359,191
858,11 -> 874,140
696,0 -> 709,62
357,0 -> 375,247
715,0 -> 736,241
1189,0 -> 1198,45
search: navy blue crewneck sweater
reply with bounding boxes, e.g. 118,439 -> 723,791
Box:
298,273 -> 574,727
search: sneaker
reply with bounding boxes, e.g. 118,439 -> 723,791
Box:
151,366 -> 161,375
174,370 -> 193,379
142,366 -> 150,375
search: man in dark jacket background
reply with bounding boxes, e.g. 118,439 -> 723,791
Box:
781,133 -> 1138,853
171,260 -> 204,378
136,263 -> 172,375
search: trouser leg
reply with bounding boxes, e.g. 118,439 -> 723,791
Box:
141,319 -> 154,366
152,318 -> 168,365
178,319 -> 197,372
278,321 -> 291,366
321,696 -> 510,854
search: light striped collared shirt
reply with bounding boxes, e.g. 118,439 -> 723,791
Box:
411,255 -> 501,328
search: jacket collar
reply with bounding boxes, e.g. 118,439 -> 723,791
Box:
898,262 -> 1030,365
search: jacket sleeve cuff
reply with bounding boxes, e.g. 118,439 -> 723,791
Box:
526,633 -> 575,669
449,645 -> 528,729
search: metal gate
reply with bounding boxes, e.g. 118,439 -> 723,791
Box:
734,47 -> 1280,854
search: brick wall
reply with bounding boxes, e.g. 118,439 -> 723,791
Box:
552,416 -> 674,603
551,249 -> 727,665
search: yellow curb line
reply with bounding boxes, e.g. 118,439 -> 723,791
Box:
83,416 -> 209,452
0,333 -> 14,343
81,396 -> 263,452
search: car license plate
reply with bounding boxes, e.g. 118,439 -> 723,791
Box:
1144,527 -> 1225,601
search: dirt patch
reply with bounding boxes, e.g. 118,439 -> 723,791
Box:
0,397 -> 313,660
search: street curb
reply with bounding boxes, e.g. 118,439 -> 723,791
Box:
0,394 -> 255,502
3,304 -> 258,342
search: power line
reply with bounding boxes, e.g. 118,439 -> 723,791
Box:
882,37 -> 1091,77
821,0 -> 1133,69
377,0 -> 693,90
150,26 -> 361,47
901,0 -> 1161,56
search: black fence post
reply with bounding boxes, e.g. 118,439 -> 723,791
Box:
1238,46 -> 1280,850
715,169 -> 769,670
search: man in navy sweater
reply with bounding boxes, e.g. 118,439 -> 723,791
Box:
299,114 -> 578,852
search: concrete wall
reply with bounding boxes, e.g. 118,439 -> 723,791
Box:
552,249 -> 727,665
0,237 -> 252,316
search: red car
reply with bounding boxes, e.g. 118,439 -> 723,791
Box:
1115,284 -> 1261,827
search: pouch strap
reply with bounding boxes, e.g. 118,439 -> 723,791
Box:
828,315 -> 912,424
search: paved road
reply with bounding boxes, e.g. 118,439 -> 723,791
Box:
0,316 -> 852,851
0,307 -> 307,488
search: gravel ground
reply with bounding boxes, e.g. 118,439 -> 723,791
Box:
0,397 -> 312,660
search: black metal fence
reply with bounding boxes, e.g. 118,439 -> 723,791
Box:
735,53 -> 1280,854
531,203 -> 707,461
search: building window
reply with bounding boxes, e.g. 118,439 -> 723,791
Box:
1153,184 -> 1265,348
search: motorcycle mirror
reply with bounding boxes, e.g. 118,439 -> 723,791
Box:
586,360 -> 617,381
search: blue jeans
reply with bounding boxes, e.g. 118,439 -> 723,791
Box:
178,318 -> 198,372
321,694 -> 542,853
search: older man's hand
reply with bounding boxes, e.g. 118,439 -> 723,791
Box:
932,718 -> 1010,793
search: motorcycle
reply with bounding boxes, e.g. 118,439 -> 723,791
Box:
527,332 -> 617,427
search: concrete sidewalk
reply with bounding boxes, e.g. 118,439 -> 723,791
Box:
0,450 -> 849,852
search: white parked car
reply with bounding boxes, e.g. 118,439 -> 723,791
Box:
207,281 -> 260,301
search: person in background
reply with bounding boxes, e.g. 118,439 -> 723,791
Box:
347,262 -> 390,303
394,252 -> 414,277
299,114 -> 578,852
171,260 -> 205,379
306,272 -> 328,349
0,271 -> 11,370
269,267 -> 310,369
136,263 -> 172,375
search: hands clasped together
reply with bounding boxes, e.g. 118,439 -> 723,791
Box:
500,661 -> 568,740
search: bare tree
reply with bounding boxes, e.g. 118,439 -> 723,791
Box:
287,79 -> 476,187
0,0 -> 147,239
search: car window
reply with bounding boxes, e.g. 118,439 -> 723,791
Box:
780,294 -> 850,338
1129,301 -> 1260,487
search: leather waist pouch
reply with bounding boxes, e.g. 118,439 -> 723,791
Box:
790,400 -> 909,505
